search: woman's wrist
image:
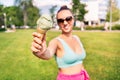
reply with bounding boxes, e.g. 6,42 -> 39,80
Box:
42,48 -> 47,54
40,48 -> 51,60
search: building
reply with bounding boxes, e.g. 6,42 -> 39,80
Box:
81,0 -> 109,26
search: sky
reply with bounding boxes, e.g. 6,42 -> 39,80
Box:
0,0 -> 120,14
0,0 -> 15,6
0,0 -> 120,8
0,0 -> 72,14
0,0 -> 71,7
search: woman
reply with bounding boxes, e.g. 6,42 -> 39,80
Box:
31,5 -> 90,80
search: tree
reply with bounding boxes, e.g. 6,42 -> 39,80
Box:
49,5 -> 57,26
14,0 -> 40,28
106,0 -> 120,22
72,0 -> 87,21
0,5 -> 4,27
4,6 -> 23,27
14,0 -> 32,26
0,5 -> 23,28
27,7 -> 40,28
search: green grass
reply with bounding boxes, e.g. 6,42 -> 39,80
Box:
0,29 -> 120,80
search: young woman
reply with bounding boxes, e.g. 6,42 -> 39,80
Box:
31,5 -> 90,80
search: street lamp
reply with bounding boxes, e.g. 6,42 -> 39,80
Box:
109,0 -> 116,31
109,0 -> 112,31
119,8 -> 120,24
3,13 -> 7,30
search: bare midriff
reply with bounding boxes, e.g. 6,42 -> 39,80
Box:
59,63 -> 83,75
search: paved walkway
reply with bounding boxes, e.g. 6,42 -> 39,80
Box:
51,29 -> 120,32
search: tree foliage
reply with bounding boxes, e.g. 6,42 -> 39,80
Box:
0,0 -> 40,28
72,0 -> 87,21
14,0 -> 31,26
49,5 -> 57,25
0,5 -> 4,27
27,7 -> 40,28
4,6 -> 23,27
14,0 -> 40,27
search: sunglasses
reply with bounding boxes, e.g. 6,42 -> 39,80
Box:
57,16 -> 73,23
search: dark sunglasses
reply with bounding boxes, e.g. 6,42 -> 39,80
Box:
57,16 -> 73,23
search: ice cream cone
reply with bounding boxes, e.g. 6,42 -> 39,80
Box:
36,14 -> 52,39
37,27 -> 47,34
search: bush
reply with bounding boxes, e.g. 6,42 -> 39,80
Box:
73,24 -> 120,30
0,28 -> 6,32
85,26 -> 104,30
73,25 -> 104,30
112,24 -> 120,30
73,26 -> 81,30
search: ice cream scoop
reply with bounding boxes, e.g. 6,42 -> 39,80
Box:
36,15 -> 52,39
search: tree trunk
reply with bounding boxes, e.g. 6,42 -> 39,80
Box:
23,10 -> 27,26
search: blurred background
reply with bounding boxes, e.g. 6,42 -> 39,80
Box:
0,0 -> 120,31
0,0 -> 120,80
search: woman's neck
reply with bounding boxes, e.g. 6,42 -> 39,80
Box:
60,33 -> 73,40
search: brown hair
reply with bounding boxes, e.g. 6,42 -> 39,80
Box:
57,5 -> 73,17
57,5 -> 71,13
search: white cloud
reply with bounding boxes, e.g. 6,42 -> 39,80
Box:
33,0 -> 71,7
0,0 -> 14,6
32,0 -> 72,14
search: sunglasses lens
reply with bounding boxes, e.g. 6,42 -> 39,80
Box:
57,16 -> 72,23
57,19 -> 64,23
66,16 -> 72,21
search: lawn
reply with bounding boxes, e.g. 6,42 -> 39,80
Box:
0,29 -> 120,80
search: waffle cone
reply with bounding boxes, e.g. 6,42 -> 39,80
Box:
37,27 -> 47,34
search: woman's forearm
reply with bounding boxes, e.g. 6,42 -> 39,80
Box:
37,48 -> 52,60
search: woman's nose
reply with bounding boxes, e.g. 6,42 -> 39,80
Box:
63,20 -> 68,25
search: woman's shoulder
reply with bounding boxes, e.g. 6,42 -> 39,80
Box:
49,37 -> 60,44
73,35 -> 83,43
73,35 -> 80,40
